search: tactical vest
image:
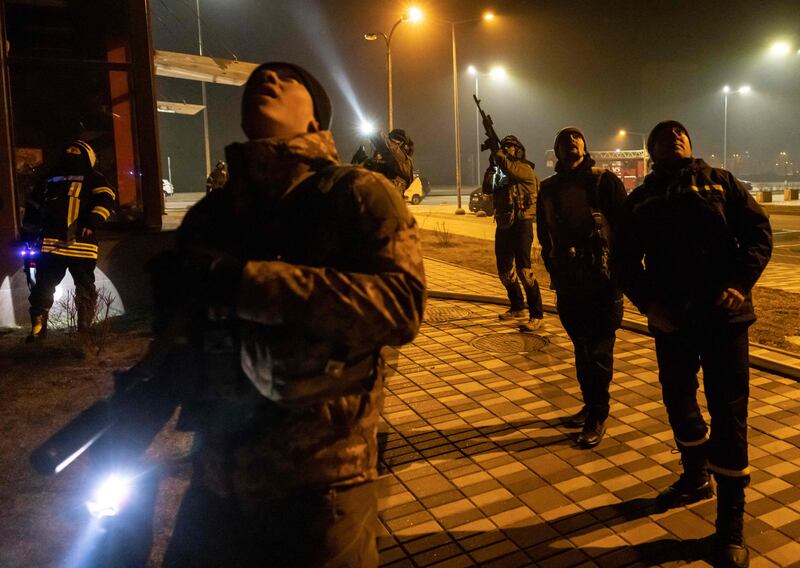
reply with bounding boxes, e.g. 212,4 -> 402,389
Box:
541,168 -> 612,289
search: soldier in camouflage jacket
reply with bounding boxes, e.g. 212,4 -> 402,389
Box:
163,62 -> 426,568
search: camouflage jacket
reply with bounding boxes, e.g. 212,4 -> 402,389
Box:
482,147 -> 538,228
176,131 -> 426,506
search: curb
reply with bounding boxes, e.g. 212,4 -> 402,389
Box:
427,289 -> 800,382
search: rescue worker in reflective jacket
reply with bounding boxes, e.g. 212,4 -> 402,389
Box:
162,62 -> 426,567
482,135 -> 544,331
21,140 -> 116,341
612,120 -> 772,568
537,127 -> 626,448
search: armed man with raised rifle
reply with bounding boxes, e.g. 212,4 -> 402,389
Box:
475,95 -> 544,332
31,62 -> 426,567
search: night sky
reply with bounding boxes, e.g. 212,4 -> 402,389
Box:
152,0 -> 800,192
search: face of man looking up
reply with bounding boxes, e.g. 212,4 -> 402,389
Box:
241,66 -> 319,140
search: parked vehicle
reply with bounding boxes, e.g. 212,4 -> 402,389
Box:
469,187 -> 493,215
404,171 -> 430,205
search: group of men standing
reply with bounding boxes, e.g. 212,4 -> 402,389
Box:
482,121 -> 772,567
21,57 -> 773,568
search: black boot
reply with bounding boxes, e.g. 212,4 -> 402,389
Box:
657,443 -> 714,509
76,299 -> 95,334
714,474 -> 749,568
26,309 -> 48,343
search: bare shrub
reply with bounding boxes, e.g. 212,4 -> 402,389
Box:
49,287 -> 118,355
432,222 -> 454,248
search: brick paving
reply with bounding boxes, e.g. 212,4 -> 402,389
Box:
376,258 -> 800,567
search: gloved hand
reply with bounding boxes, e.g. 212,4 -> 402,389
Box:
181,250 -> 245,308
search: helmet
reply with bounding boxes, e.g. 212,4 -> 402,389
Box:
500,135 -> 525,159
389,128 -> 414,157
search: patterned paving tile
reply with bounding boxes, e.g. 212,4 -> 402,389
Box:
376,258 -> 800,567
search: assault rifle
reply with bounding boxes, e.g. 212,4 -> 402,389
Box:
473,94 -> 501,155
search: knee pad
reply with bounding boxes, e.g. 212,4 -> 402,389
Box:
499,268 -> 518,287
519,268 -> 536,289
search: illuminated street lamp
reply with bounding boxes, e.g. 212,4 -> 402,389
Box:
722,85 -> 751,170
769,41 -> 792,57
364,8 -> 422,131
468,65 -> 508,185
618,129 -> 649,178
439,10 -> 498,215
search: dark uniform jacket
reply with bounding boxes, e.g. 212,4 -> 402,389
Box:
537,157 -> 626,293
611,158 -> 772,327
482,148 -> 538,229
22,143 -> 116,260
176,131 -> 426,507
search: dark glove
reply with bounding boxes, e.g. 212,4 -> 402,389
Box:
181,251 -> 245,308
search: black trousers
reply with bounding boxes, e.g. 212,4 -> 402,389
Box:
653,322 -> 750,477
28,252 -> 96,315
556,289 -> 622,422
495,219 -> 543,317
163,481 -> 379,567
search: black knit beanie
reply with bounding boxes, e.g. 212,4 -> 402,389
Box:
553,127 -> 587,160
646,120 -> 691,156
247,62 -> 333,130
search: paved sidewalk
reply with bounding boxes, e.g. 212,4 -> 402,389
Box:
376,258 -> 800,567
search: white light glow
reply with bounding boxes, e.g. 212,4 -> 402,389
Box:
467,65 -> 477,76
489,66 -> 507,80
86,474 -> 132,519
739,85 -> 752,94
769,41 -> 792,57
722,85 -> 731,93
359,120 -> 377,136
407,7 -> 423,22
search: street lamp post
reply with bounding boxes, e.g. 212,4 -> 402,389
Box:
468,65 -> 507,185
442,11 -> 496,215
365,8 -> 421,131
196,0 -> 211,177
450,22 -> 464,214
722,85 -> 751,171
618,130 -> 649,179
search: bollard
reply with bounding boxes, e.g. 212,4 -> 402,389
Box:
756,189 -> 772,203
784,188 -> 799,201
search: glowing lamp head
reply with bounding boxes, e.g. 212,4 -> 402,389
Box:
618,129 -> 627,136
489,66 -> 507,80
467,65 -> 477,76
483,11 -> 495,21
359,120 -> 376,136
406,7 -> 423,22
769,41 -> 792,57
739,85 -> 751,95
86,474 -> 132,519
364,33 -> 378,41
722,85 -> 731,94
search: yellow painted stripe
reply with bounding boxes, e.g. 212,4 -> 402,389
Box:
675,434 -> 709,447
92,187 -> 116,199
705,184 -> 724,192
91,206 -> 111,220
707,463 -> 751,478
